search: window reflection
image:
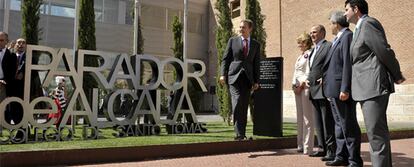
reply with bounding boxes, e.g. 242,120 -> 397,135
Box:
5,0 -> 204,34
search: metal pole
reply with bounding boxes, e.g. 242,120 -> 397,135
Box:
73,0 -> 79,56
183,0 -> 188,88
133,0 -> 141,55
3,0 -> 10,33
73,0 -> 80,133
182,0 -> 189,122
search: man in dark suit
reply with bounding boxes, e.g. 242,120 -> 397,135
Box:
306,25 -> 336,160
9,38 -> 27,135
220,19 -> 260,141
14,38 -> 26,99
0,32 -> 18,126
323,11 -> 362,167
344,1 -> 405,167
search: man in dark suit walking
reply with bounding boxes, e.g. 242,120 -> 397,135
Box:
0,32 -> 18,126
323,11 -> 362,167
220,19 -> 260,141
306,25 -> 336,160
344,1 -> 405,166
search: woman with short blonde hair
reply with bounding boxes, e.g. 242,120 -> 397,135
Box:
292,32 -> 315,154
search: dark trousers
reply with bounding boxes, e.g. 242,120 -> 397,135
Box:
360,94 -> 392,167
328,98 -> 363,166
229,73 -> 251,138
311,98 -> 336,156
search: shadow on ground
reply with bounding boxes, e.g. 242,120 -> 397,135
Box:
248,149 -> 296,158
361,151 -> 414,167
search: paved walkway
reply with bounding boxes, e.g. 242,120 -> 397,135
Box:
74,138 -> 414,167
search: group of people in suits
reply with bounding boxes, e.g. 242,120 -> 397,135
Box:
293,0 -> 405,167
0,32 -> 27,139
219,0 -> 405,167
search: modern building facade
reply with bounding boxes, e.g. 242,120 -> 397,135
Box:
1,0 -> 413,122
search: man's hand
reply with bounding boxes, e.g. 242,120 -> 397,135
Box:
339,92 -> 349,101
0,80 -> 6,85
16,73 -> 23,80
293,86 -> 302,95
305,80 -> 310,87
300,81 -> 307,88
395,76 -> 406,84
252,83 -> 259,91
317,78 -> 323,85
219,76 -> 226,85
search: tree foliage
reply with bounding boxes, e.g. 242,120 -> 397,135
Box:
21,0 -> 43,101
215,0 -> 234,125
171,16 -> 183,61
245,0 -> 267,58
21,0 -> 42,44
78,0 -> 98,100
170,15 -> 202,115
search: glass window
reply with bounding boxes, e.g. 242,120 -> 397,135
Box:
188,12 -> 202,34
231,0 -> 241,18
50,5 -> 75,18
102,0 -> 118,24
141,4 -> 166,29
10,0 -> 21,11
124,0 -> 134,25
95,0 -> 103,22
10,0 -> 47,14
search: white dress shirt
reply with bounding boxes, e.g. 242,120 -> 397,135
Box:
309,40 -> 324,67
0,48 -> 5,79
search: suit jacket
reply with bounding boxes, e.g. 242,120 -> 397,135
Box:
351,16 -> 403,101
292,50 -> 311,86
323,29 -> 353,98
1,48 -> 17,96
15,52 -> 26,98
307,40 -> 332,99
220,36 -> 261,85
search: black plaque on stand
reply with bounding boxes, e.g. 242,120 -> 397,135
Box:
253,57 -> 283,137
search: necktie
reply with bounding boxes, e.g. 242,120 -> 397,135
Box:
243,39 -> 248,57
353,27 -> 358,40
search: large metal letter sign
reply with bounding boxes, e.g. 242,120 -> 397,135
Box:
0,45 -> 207,144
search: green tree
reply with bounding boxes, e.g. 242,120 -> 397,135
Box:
170,15 -> 202,120
21,0 -> 42,44
78,0 -> 98,99
137,17 -> 144,55
21,0 -> 43,101
246,0 -> 267,123
245,0 -> 267,58
171,16 -> 183,61
215,0 -> 234,125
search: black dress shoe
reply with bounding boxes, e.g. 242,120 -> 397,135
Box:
321,156 -> 335,161
234,136 -> 246,141
325,159 -> 349,166
309,151 -> 325,157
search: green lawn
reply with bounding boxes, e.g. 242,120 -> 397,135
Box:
0,122 -> 296,153
1,121 -> 412,153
